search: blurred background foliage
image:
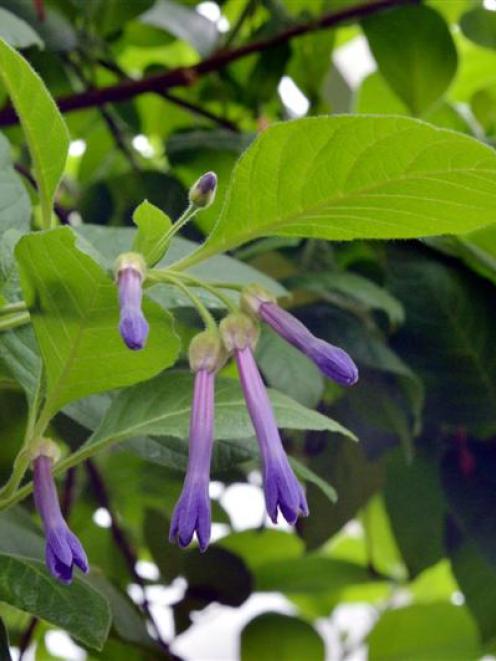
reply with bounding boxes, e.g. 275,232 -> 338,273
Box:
2,0 -> 496,659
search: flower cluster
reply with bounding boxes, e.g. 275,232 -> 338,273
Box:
34,171 -> 358,583
167,288 -> 358,551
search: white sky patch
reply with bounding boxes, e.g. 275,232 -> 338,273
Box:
172,593 -> 295,660
135,560 -> 160,581
221,483 -> 265,531
278,76 -> 310,118
132,134 -> 155,158
451,590 -> 465,606
334,35 -> 376,88
197,1 -> 230,33
484,0 -> 496,10
209,480 -> 224,499
68,139 -> 86,158
92,507 -> 111,528
45,631 -> 86,660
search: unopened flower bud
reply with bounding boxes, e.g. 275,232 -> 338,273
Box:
114,252 -> 149,351
188,330 -> 227,373
241,284 -> 277,318
219,313 -> 259,353
189,171 -> 217,208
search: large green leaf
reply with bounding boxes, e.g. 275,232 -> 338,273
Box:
367,603 -> 479,661
15,227 -> 180,416
0,553 -> 111,650
172,116 -> 496,268
241,613 -> 325,661
86,371 -> 355,452
362,6 -> 457,115
0,37 -> 69,228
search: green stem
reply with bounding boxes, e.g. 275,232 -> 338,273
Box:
0,311 -> 30,332
0,301 -> 27,315
173,272 -> 239,312
0,378 -> 43,500
162,204 -> 197,244
160,273 -> 217,330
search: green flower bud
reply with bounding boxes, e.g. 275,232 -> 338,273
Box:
219,313 -> 260,352
189,330 -> 227,373
189,172 -> 217,208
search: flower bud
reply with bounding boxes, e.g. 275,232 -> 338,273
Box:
189,171 -> 217,208
241,284 -> 277,318
114,252 -> 149,351
188,330 -> 227,373
219,313 -> 259,352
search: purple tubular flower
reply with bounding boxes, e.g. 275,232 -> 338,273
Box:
117,263 -> 149,350
235,345 -> 309,525
259,302 -> 358,387
169,369 -> 214,551
33,455 -> 88,584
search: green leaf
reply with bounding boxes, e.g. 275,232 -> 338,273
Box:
387,246 -> 496,436
0,8 -> 43,48
0,0 -> 77,51
0,325 -> 42,408
0,134 -> 31,238
241,613 -> 325,661
385,450 -> 445,578
290,271 -> 405,326
255,556 -> 378,594
450,540 -> 496,643
219,529 -> 304,572
0,616 -> 11,661
0,38 -> 69,228
289,457 -> 337,504
174,116 -> 496,267
85,371 -> 355,453
132,199 -> 172,267
0,553 -> 111,650
442,442 -> 496,572
367,603 -> 479,661
141,0 -> 218,56
362,6 -> 457,115
300,438 -> 384,550
15,227 -> 180,416
460,8 -> 496,50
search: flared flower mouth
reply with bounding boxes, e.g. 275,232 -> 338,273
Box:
169,366 -> 215,552
33,452 -> 89,584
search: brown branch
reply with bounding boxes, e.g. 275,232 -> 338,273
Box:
97,57 -> 240,132
0,0 -> 416,126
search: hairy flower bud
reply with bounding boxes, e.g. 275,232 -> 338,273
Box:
189,171 -> 217,208
219,313 -> 259,353
114,252 -> 149,351
241,284 -> 277,317
188,330 -> 227,373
